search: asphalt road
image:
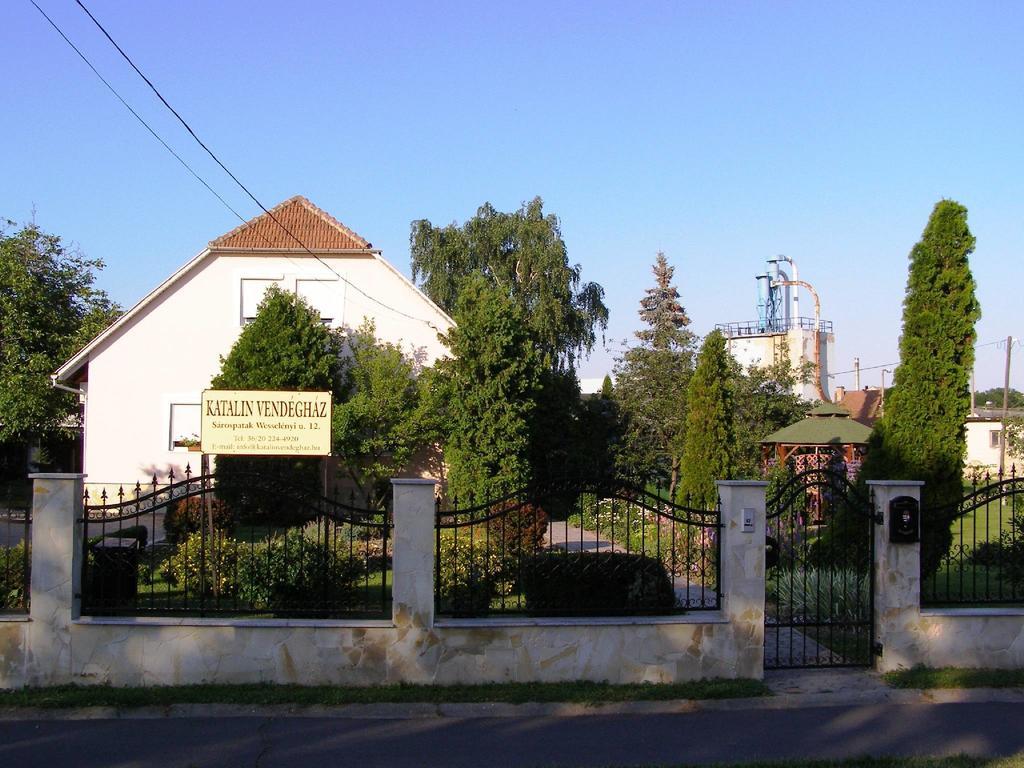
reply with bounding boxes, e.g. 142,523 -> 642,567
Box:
2,702 -> 1023,768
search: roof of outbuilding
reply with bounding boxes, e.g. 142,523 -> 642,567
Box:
762,405 -> 873,446
209,196 -> 372,250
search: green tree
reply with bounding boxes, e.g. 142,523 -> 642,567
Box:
677,330 -> 736,508
0,220 -> 119,445
613,253 -> 696,495
975,387 -> 1024,409
864,200 -> 981,576
211,286 -> 344,513
332,321 -> 434,508
410,197 -> 608,370
436,276 -> 544,500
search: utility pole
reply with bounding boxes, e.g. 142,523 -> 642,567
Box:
999,336 -> 1013,476
881,368 -> 891,415
854,357 -> 860,390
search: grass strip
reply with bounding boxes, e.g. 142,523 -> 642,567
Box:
629,757 -> 1024,768
0,678 -> 769,709
884,666 -> 1024,690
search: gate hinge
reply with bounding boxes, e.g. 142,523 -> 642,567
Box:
872,642 -> 883,657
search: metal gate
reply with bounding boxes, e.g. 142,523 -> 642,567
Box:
764,466 -> 880,669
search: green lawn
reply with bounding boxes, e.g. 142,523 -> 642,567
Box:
884,666 -> 1024,689
922,498 -> 1022,605
0,678 -> 769,708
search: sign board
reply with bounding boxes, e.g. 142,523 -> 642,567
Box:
200,390 -> 332,456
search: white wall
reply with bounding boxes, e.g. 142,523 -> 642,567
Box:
726,328 -> 834,401
965,420 -> 1003,472
80,252 -> 453,487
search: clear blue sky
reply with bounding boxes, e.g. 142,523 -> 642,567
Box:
4,1 -> 1022,391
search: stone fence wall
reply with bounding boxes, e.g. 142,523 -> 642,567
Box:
1,475 -> 1021,689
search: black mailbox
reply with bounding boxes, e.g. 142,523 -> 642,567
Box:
889,495 -> 920,543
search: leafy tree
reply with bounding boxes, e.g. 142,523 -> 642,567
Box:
863,200 -> 981,576
613,253 -> 696,495
0,220 -> 119,445
210,286 -> 344,514
677,330 -> 736,508
410,197 -> 608,370
436,276 -> 544,500
975,387 -> 1024,409
332,321 -> 434,508
211,285 -> 342,392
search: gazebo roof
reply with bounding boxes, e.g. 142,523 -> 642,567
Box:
762,404 -> 873,446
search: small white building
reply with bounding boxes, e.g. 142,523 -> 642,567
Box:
54,196 -> 454,490
965,407 -> 1024,475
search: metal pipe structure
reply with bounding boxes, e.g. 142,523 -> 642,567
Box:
772,255 -> 800,323
771,278 -> 828,401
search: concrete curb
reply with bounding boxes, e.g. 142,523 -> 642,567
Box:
0,686 -> 1022,721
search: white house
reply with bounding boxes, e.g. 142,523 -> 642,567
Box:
54,196 -> 454,491
965,407 -> 1024,475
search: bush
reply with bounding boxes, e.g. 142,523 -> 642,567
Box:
968,540 -> 1004,567
523,552 -> 676,616
164,496 -> 233,544
435,531 -> 504,616
488,500 -> 548,564
0,541 -> 29,610
162,530 -> 240,598
214,456 -> 321,526
237,524 -> 361,612
772,566 -> 868,624
999,510 -> 1024,589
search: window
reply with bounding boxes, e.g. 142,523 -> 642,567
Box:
990,430 -> 1002,449
241,279 -> 278,324
169,403 -> 201,450
296,279 -> 341,325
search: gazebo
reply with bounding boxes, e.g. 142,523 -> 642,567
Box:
760,402 -> 873,477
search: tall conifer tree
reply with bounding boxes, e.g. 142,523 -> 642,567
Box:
866,200 -> 980,575
614,253 -> 696,494
677,330 -> 736,508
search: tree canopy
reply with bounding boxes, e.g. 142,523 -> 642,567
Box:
0,220 -> 120,443
211,285 -> 342,393
613,253 -> 696,493
332,321 -> 434,508
410,197 -> 608,370
677,330 -> 736,507
434,275 -> 544,500
864,199 -> 980,575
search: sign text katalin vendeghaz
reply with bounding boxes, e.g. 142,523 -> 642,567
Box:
200,389 -> 332,456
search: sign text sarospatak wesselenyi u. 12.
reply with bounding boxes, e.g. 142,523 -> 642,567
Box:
200,390 -> 332,456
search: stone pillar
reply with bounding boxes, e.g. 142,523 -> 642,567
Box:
716,480 -> 768,679
390,478 -> 437,630
867,480 -> 925,672
26,473 -> 85,685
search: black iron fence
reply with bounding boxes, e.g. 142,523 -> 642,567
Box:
0,509 -> 31,615
81,466 -> 391,619
922,467 -> 1024,607
434,484 -> 720,618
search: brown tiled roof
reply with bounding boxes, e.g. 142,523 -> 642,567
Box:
209,196 -> 371,250
840,389 -> 883,427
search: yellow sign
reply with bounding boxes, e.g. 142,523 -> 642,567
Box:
200,390 -> 332,456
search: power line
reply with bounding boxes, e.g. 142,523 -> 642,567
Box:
829,339 -> 1020,378
28,0 -> 251,227
74,0 -> 438,328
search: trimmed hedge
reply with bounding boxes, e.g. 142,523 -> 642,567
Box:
523,551 -> 677,616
